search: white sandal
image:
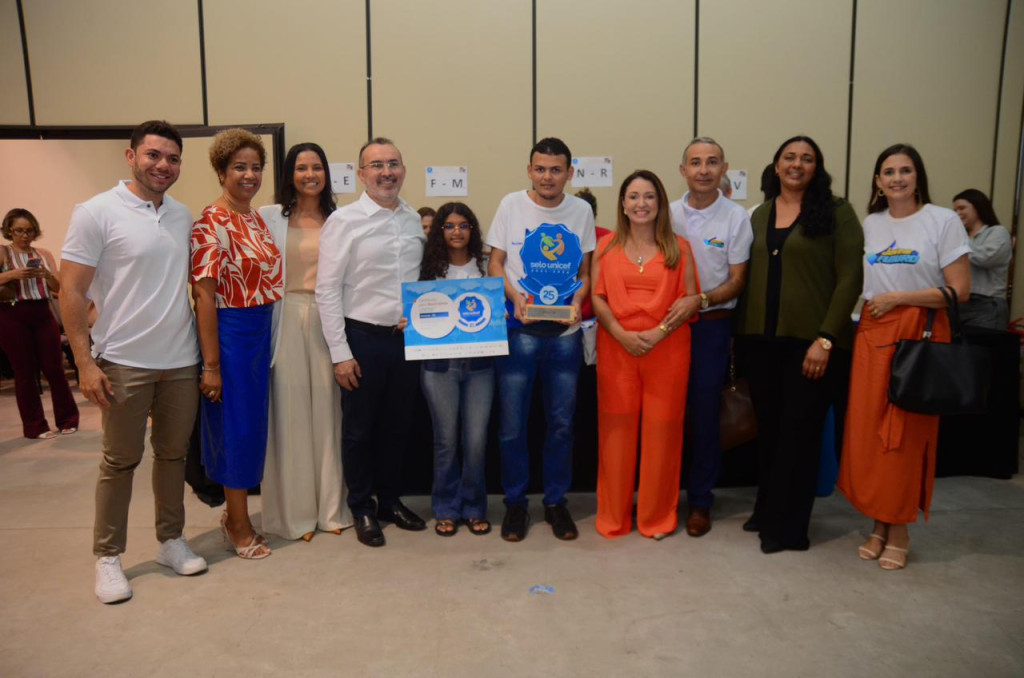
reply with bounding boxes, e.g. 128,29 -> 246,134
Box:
878,545 -> 909,570
858,533 -> 887,560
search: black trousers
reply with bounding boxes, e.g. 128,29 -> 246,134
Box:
736,338 -> 849,549
341,326 -> 419,517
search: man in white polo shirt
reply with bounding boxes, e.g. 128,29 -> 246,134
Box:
669,136 -> 753,537
62,120 -> 207,604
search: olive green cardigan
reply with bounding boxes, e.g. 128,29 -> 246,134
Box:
735,198 -> 864,350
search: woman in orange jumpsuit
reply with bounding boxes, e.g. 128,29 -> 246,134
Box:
592,169 -> 699,539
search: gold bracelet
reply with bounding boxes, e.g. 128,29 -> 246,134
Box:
658,323 -> 670,335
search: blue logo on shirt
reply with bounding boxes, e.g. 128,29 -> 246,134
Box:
703,236 -> 725,249
866,240 -> 920,266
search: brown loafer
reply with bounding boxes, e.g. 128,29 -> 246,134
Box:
685,507 -> 711,537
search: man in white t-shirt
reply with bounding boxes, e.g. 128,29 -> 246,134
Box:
486,137 -> 596,542
669,136 -> 753,538
61,121 -> 207,604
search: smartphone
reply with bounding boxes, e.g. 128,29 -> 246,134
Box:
27,258 -> 42,269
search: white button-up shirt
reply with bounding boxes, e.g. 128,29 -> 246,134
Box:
316,191 -> 425,363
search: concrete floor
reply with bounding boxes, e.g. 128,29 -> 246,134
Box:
1,387 -> 1022,678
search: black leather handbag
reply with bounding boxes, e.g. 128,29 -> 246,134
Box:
888,286 -> 991,415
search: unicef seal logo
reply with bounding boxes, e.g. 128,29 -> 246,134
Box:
517,223 -> 583,305
454,292 -> 490,334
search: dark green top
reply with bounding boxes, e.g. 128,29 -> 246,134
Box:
735,198 -> 864,350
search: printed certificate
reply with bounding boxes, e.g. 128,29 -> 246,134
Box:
402,277 -> 509,360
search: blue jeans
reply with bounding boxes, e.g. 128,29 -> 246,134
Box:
496,329 -> 583,508
421,359 -> 495,521
685,315 -> 732,509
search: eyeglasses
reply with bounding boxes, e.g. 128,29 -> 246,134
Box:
11,229 -> 35,237
360,160 -> 403,172
442,222 -> 471,231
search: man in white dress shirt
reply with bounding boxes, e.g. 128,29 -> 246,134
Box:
669,136 -> 753,537
316,137 -> 427,547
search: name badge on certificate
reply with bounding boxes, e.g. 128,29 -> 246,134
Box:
402,277 -> 509,360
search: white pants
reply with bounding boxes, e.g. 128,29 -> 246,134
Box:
262,293 -> 351,538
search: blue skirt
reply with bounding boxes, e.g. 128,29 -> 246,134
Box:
201,304 -> 273,489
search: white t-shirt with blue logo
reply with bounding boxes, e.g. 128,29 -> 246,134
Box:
486,190 -> 596,332
861,204 -> 971,300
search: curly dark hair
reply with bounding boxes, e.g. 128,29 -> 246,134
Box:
277,142 -> 336,219
2,208 -> 41,241
419,202 -> 485,281
768,135 -> 838,238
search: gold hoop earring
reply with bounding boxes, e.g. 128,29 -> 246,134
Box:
877,189 -> 884,197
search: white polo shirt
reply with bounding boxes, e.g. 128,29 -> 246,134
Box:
61,181 -> 199,369
670,190 -> 753,311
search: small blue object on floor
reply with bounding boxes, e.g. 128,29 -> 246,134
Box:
529,585 -> 556,595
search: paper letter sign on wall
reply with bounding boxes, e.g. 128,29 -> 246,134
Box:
330,163 -> 356,194
425,166 -> 469,197
571,157 -> 614,188
727,169 -> 748,201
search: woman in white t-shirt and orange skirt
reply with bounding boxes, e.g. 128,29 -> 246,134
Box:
838,144 -> 971,571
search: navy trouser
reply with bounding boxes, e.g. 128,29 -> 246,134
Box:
685,315 -> 732,509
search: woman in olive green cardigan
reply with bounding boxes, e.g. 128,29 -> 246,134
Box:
734,135 -> 863,554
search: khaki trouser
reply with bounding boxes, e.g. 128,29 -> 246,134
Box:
93,360 -> 199,557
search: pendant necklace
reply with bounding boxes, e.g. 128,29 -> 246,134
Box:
636,255 -> 645,274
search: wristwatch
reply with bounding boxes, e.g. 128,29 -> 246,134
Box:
817,336 -> 833,351
699,293 -> 710,310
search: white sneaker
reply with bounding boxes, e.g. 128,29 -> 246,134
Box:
156,536 -> 208,575
95,556 -> 132,604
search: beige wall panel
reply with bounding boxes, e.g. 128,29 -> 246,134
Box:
0,0 -> 30,124
23,0 -> 203,125
0,136 -> 275,257
700,0 -> 851,207
538,0 -> 695,224
1000,2 -> 1024,319
203,0 -> 366,208
850,0 -> 1005,219
372,0 -> 531,229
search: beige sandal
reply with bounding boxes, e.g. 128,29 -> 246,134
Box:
878,545 -> 909,570
858,533 -> 887,560
220,513 -> 272,560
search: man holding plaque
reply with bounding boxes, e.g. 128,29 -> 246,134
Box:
668,137 -> 753,537
316,137 -> 427,548
486,137 -> 596,542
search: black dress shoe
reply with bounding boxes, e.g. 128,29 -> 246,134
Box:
544,504 -> 578,541
378,500 -> 427,531
742,516 -> 760,533
354,515 -> 385,547
501,505 -> 530,542
760,536 -> 810,554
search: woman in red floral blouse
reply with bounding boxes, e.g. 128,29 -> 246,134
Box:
191,128 -> 282,560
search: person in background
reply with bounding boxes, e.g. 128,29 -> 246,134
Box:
952,188 -> 1011,330
259,143 -> 351,542
62,120 -> 206,603
592,170 -> 698,539
734,135 -> 863,554
418,206 -> 436,236
418,202 -> 494,537
840,144 -> 970,571
719,173 -> 733,199
668,137 -> 753,537
191,128 -> 282,560
575,188 -> 611,322
0,208 -> 79,440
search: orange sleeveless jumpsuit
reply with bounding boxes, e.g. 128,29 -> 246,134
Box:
594,235 -> 696,538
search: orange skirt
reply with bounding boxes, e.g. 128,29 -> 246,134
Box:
838,306 -> 950,524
